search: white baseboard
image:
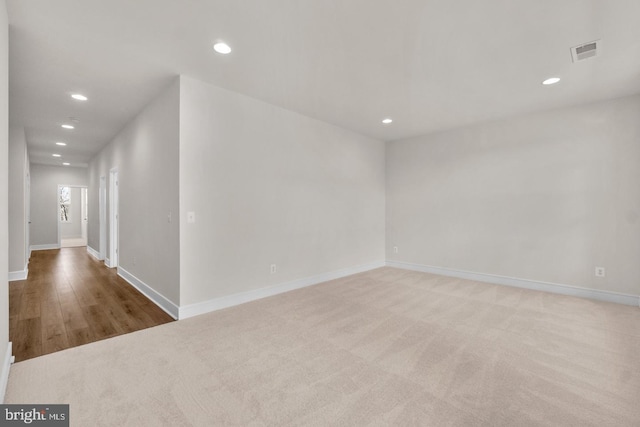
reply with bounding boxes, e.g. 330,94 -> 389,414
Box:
386,261 -> 640,307
30,244 -> 59,251
0,342 -> 14,403
118,267 -> 179,319
105,258 -> 111,268
87,246 -> 101,260
8,268 -> 28,282
179,260 -> 386,319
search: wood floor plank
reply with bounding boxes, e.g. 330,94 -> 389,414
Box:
18,288 -> 41,320
41,323 -> 70,356
67,278 -> 98,307
92,284 -> 148,332
66,327 -> 95,347
40,283 -> 59,304
118,299 -> 157,329
9,247 -> 175,362
13,318 -> 42,362
8,282 -> 25,318
58,298 -> 90,331
81,305 -> 121,339
9,316 -> 19,336
101,303 -> 141,334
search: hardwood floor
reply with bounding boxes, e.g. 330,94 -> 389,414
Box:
10,248 -> 175,362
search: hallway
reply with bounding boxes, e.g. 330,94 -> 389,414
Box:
9,248 -> 175,362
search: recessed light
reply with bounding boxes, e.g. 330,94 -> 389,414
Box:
61,124 -> 74,129
213,42 -> 232,54
542,77 -> 560,85
52,154 -> 61,157
56,142 -> 67,146
63,162 -> 70,166
382,118 -> 393,124
71,93 -> 88,101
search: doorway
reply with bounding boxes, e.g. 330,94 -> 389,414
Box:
26,172 -> 30,261
109,168 -> 119,268
58,184 -> 88,248
99,175 -> 107,261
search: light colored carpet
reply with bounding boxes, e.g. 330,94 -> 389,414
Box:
5,267 -> 640,426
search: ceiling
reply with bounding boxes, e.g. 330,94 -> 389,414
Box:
7,0 -> 640,167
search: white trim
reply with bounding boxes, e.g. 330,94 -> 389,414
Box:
99,175 -> 107,260
87,246 -> 101,260
118,267 -> 179,319
0,342 -> 14,403
8,266 -> 28,282
179,260 -> 386,319
57,184 -> 88,249
30,244 -> 59,251
9,261 -> 29,281
109,168 -> 119,268
386,261 -> 640,307
105,258 -> 111,268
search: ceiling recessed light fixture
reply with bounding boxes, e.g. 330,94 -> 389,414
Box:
61,124 -> 74,129
71,93 -> 88,101
52,154 -> 61,157
382,118 -> 393,124
56,142 -> 67,146
213,41 -> 232,54
542,77 -> 561,85
63,162 -> 70,166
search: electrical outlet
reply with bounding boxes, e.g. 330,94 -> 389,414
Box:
595,266 -> 606,277
270,264 -> 277,274
393,246 -> 398,254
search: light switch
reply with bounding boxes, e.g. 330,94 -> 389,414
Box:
187,211 -> 196,223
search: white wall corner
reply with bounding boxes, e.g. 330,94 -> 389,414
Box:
117,267 -> 179,320
104,258 -> 111,268
30,244 -> 60,251
386,260 -> 640,307
0,342 -> 14,403
179,260 -> 386,319
86,246 -> 101,261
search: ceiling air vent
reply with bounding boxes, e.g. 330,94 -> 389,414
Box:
570,40 -> 600,62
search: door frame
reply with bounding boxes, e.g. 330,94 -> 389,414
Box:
109,168 -> 119,268
25,171 -> 30,261
80,187 -> 88,244
57,184 -> 88,248
99,175 -> 107,261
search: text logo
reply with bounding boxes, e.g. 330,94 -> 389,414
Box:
0,405 -> 68,426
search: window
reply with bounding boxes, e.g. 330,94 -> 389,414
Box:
60,186 -> 71,222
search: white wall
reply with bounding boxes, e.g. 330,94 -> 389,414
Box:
179,76 -> 386,306
87,78 -> 180,305
8,127 -> 28,273
29,164 -> 88,246
0,0 -> 11,397
387,95 -> 640,296
59,186 -> 82,239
